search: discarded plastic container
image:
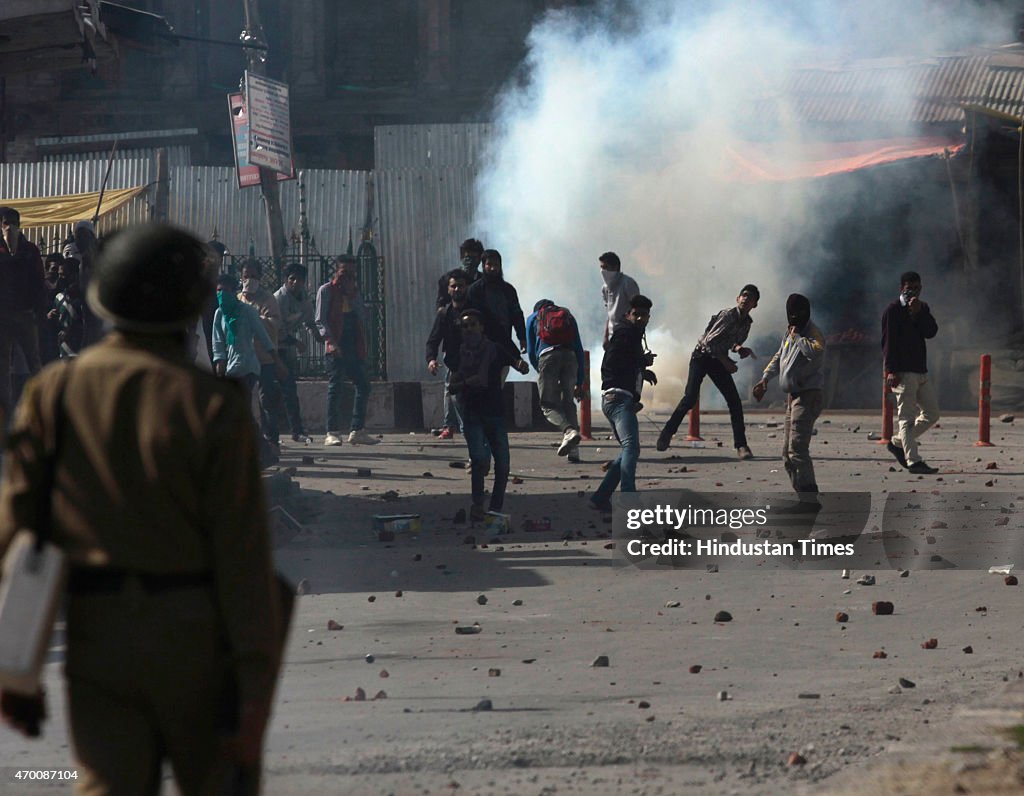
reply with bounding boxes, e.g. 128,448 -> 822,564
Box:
988,564 -> 1014,575
373,514 -> 421,534
484,512 -> 511,536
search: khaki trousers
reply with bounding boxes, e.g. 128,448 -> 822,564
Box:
783,389 -> 822,496
890,372 -> 940,466
65,583 -> 244,796
537,347 -> 579,432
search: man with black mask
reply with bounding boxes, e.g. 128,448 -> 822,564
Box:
880,271 -> 939,474
753,293 -> 826,503
436,238 -> 484,309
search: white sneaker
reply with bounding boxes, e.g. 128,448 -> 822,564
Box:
348,429 -> 379,445
557,428 -> 582,456
324,433 -> 344,447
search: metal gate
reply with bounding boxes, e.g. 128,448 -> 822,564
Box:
223,248 -> 386,380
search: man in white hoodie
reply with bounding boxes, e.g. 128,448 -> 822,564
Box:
753,293 -> 826,503
599,252 -> 640,347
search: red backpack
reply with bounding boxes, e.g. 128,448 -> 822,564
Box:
537,304 -> 575,346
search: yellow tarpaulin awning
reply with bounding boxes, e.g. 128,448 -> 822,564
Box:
0,186 -> 148,227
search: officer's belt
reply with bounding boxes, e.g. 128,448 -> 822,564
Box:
68,568 -> 213,595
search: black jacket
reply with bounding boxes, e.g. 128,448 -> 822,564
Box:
601,323 -> 647,401
881,299 -> 937,374
0,234 -> 46,315
425,302 -> 465,369
436,268 -> 481,309
466,277 -> 526,357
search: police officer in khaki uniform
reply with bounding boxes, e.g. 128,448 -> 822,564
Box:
0,224 -> 282,795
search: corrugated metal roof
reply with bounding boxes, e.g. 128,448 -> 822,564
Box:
377,166 -> 479,381
980,55 -> 1024,120
0,157 -> 152,253
767,54 -> 993,126
375,123 -> 495,169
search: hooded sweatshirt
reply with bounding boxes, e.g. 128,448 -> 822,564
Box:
601,270 -> 640,339
761,320 -> 826,394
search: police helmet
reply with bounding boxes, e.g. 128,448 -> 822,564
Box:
87,223 -> 211,332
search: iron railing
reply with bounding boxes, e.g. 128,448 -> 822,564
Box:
223,246 -> 386,380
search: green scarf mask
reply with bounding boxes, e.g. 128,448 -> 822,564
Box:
217,290 -> 241,346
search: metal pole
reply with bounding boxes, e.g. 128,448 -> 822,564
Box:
685,398 -> 703,441
297,169 -> 309,264
92,138 -> 119,226
579,351 -> 593,440
241,0 -> 287,276
879,379 -> 893,445
152,147 -> 169,222
976,353 -> 994,447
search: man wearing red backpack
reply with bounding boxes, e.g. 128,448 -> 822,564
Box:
527,299 -> 585,462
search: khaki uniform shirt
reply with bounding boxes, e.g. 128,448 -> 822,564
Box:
0,332 -> 280,703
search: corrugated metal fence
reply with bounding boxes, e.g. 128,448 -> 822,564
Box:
169,167 -> 371,257
0,157 -> 153,254
0,124 -> 494,382
375,124 -> 491,381
377,167 -> 480,381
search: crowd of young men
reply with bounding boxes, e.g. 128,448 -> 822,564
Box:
0,220 -> 945,790
424,244 -> 942,517
0,213 -> 942,512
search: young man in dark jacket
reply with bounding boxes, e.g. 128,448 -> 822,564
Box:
589,294 -> 657,512
881,271 -> 940,474
0,206 -> 46,418
426,269 -> 470,438
435,238 -> 484,309
466,249 -> 527,365
657,284 -> 759,459
450,308 -> 529,521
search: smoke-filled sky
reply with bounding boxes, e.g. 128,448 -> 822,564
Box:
473,0 -> 1015,407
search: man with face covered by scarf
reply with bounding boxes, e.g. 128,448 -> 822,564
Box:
880,271 -> 939,474
599,252 -> 640,347
436,238 -> 484,309
753,294 -> 826,503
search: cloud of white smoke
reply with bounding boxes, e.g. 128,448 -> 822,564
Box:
473,0 -> 1013,408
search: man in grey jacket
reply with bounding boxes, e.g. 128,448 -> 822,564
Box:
753,294 -> 826,503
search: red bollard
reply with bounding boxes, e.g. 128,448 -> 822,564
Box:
580,350 -> 593,440
878,379 -> 893,445
976,353 -> 994,447
685,398 -> 704,441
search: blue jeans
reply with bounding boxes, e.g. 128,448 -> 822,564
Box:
592,394 -> 640,503
443,367 -> 463,431
326,351 -> 370,432
256,363 -> 282,444
463,409 -> 510,511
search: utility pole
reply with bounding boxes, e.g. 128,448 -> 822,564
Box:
241,0 -> 287,275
